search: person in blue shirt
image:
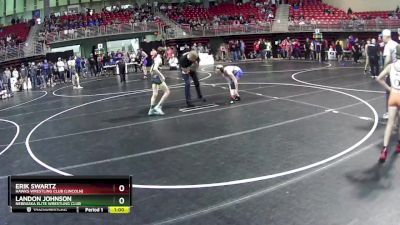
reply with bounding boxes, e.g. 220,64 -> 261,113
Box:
42,60 -> 49,84
75,56 -> 82,76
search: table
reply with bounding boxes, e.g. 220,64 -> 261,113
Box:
103,65 -> 117,76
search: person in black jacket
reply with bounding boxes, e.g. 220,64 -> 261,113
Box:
367,38 -> 380,78
179,51 -> 205,107
118,59 -> 126,82
88,54 -> 97,77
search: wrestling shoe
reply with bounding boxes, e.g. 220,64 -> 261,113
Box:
186,102 -> 195,107
234,96 -> 241,101
379,147 -> 388,163
383,112 -> 389,119
198,97 -> 206,102
154,106 -> 165,116
148,108 -> 155,116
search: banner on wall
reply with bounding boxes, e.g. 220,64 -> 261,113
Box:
32,10 -> 40,19
67,5 -> 80,14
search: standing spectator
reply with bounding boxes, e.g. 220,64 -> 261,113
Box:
42,60 -> 50,84
88,54 -> 97,77
68,56 -> 81,88
266,40 -> 272,59
367,38 -> 379,78
253,40 -> 260,57
364,39 -> 371,74
378,35 -> 385,66
310,39 -> 315,60
280,38 -> 288,58
286,39 -> 293,60
315,40 -> 321,62
47,61 -> 55,87
96,54 -> 104,75
19,64 -> 29,90
81,58 -> 88,78
259,39 -> 267,60
321,39 -> 327,62
220,43 -> 227,61
57,57 -> 66,83
304,38 -> 311,60
117,59 -> 126,82
12,67 -> 19,79
335,41 -> 343,63
29,63 -> 37,89
292,39 -> 300,59
239,40 -> 246,60
75,56 -> 82,78
352,39 -> 361,63
38,62 -> 47,89
234,40 -> 241,60
3,68 -> 11,96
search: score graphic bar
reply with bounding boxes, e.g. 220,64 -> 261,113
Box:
8,176 -> 132,214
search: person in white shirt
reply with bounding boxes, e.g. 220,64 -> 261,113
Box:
56,57 -> 66,83
148,52 -> 170,116
12,68 -> 19,78
266,41 -> 272,59
12,68 -> 21,91
168,54 -> 178,70
382,29 -> 398,119
215,65 -> 244,103
68,56 -> 82,89
4,67 -> 11,79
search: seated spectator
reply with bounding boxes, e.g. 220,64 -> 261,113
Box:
168,54 -> 178,70
299,18 -> 305,26
288,19 -> 295,27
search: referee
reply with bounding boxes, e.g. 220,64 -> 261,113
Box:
179,51 -> 205,107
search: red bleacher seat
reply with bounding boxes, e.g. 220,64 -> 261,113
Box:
0,23 -> 30,43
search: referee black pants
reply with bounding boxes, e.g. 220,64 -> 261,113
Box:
182,71 -> 202,103
369,56 -> 379,77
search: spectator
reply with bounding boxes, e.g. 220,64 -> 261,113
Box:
335,41 -> 343,63
168,54 -> 178,70
367,38 -> 379,78
239,40 -> 246,60
347,8 -> 353,15
56,57 -> 66,83
29,63 -> 37,88
352,39 -> 361,63
19,64 -> 28,90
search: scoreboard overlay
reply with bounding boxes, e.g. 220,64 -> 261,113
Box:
8,176 -> 132,214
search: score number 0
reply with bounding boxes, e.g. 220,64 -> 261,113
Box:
118,185 -> 126,205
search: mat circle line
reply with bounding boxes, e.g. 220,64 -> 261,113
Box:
0,119 -> 20,156
25,80 -> 378,188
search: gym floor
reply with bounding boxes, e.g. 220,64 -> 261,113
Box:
0,60 -> 397,225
